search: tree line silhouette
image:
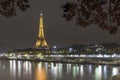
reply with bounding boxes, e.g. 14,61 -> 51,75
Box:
0,0 -> 30,17
0,0 -> 119,34
61,0 -> 120,34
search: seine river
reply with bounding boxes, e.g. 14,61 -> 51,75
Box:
0,60 -> 120,80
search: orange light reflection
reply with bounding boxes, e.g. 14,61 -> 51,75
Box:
35,65 -> 47,80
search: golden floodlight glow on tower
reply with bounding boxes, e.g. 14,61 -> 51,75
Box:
34,13 -> 49,49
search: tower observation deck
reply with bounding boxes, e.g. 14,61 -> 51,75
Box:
34,13 -> 49,49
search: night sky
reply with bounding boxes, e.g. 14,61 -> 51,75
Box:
0,0 -> 120,50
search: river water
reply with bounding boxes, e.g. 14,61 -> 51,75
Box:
0,60 -> 119,80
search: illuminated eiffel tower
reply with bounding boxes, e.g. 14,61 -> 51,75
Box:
34,13 -> 49,49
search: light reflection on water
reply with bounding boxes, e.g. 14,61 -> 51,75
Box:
95,65 -> 102,80
112,67 -> 119,76
0,60 -> 120,80
103,66 -> 107,79
80,65 -> 84,77
35,62 -> 47,80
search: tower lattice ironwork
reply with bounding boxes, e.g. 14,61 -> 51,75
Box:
34,13 -> 49,49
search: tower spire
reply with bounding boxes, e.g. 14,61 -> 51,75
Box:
34,13 -> 49,49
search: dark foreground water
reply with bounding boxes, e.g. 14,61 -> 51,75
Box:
0,60 -> 120,80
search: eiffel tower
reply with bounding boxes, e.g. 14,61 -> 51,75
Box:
34,13 -> 49,49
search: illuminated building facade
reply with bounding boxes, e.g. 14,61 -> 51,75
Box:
34,13 -> 49,49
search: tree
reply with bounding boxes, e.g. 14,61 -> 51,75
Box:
0,0 -> 30,17
61,0 -> 120,34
